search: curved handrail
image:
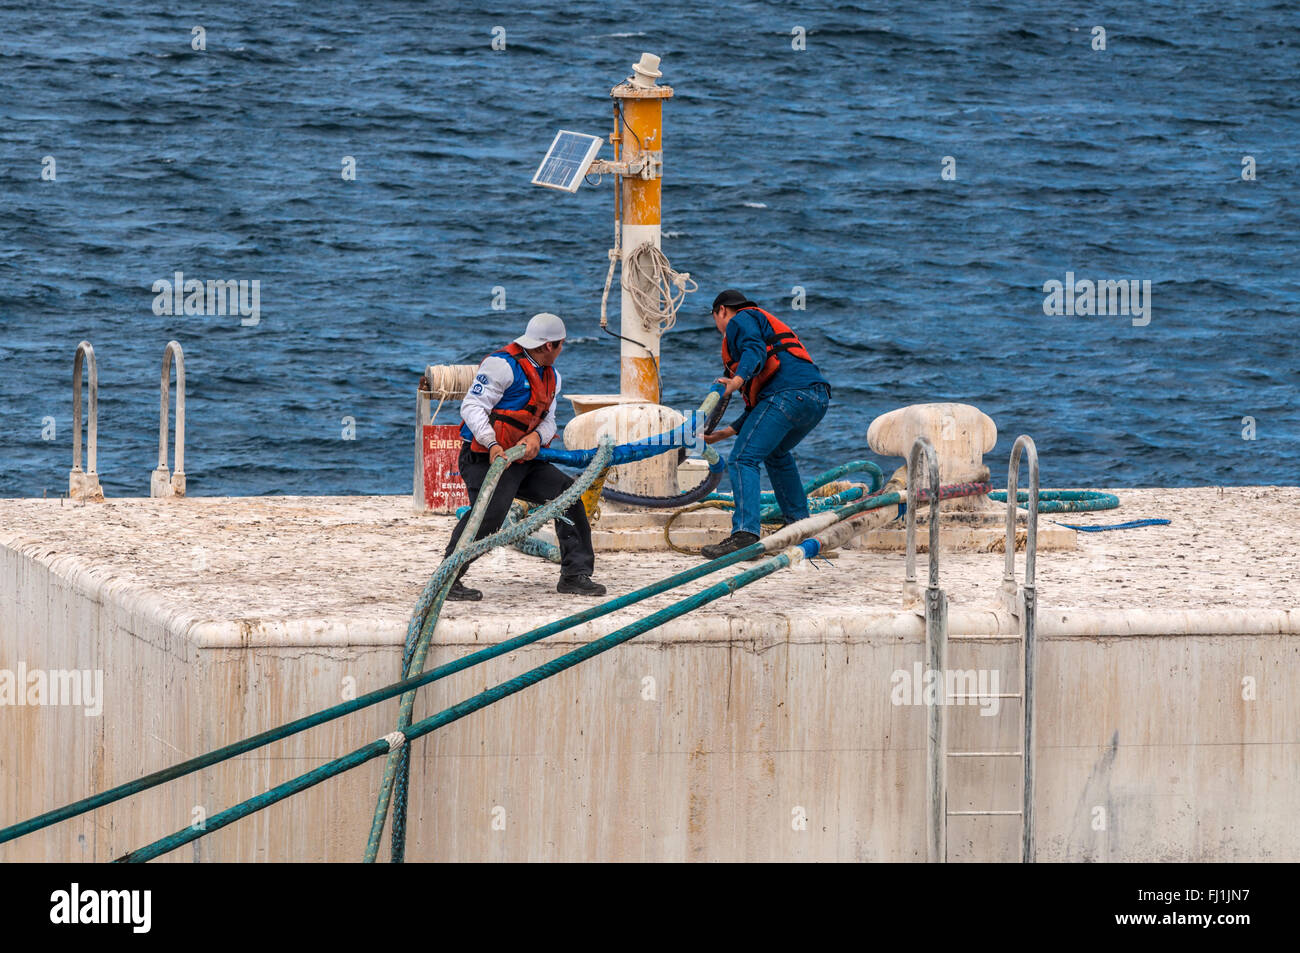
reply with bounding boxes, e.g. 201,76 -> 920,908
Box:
1002,435 -> 1039,593
905,435 -> 942,594
71,341 -> 97,477
1002,433 -> 1039,864
152,341 -> 186,497
70,341 -> 103,501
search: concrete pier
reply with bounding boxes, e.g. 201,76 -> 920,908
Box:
1,486 -> 1297,862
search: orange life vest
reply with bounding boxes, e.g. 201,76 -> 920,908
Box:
721,307 -> 814,408
469,342 -> 558,452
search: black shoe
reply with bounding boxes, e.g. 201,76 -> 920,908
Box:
446,579 -> 482,601
557,574 -> 606,597
700,531 -> 761,560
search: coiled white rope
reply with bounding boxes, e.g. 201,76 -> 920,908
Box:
423,364 -> 480,419
621,241 -> 697,333
424,364 -> 478,399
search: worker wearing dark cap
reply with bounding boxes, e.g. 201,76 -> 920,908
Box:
700,290 -> 831,559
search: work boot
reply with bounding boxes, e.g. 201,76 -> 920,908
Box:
700,531 -> 760,560
446,578 -> 482,601
557,574 -> 606,597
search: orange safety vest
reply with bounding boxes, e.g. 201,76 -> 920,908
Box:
721,307 -> 814,408
469,342 -> 558,452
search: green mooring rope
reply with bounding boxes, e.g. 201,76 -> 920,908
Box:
117,490 -> 908,863
377,438 -> 616,863
24,462 -> 991,862
0,522 -> 769,848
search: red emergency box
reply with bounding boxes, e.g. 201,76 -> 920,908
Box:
419,424 -> 470,513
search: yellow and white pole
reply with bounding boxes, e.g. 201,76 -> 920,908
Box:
613,54 -> 672,403
565,54 -> 684,501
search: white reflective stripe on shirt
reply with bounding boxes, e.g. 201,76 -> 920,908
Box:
460,356 -> 562,448
460,355 -> 514,448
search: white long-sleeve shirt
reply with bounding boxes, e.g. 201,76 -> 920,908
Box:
459,352 -> 561,449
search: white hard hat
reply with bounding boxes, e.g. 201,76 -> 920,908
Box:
515,312 -> 566,348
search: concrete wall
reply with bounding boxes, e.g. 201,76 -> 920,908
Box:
2,542 -> 1297,862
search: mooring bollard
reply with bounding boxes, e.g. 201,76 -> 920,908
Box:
69,341 -> 104,502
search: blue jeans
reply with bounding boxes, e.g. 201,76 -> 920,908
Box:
727,384 -> 830,536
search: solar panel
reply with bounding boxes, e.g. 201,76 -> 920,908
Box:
531,130 -> 603,192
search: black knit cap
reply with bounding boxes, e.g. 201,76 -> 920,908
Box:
711,289 -> 758,312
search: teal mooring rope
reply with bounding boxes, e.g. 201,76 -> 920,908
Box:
116,489 -> 913,863
987,489 -> 1120,513
16,464 -> 997,862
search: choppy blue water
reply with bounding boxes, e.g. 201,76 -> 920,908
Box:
2,0 -> 1297,497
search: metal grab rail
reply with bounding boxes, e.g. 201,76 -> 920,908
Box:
1003,434 -> 1039,597
904,435 -> 942,600
69,341 -> 103,501
1003,434 -> 1039,863
906,437 -> 948,864
151,341 -> 186,497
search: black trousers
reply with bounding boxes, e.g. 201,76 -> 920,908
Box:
443,442 -> 595,579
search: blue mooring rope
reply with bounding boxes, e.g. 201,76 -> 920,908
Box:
1054,518 -> 1171,532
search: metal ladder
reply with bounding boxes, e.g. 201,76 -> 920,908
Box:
918,434 -> 1039,863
